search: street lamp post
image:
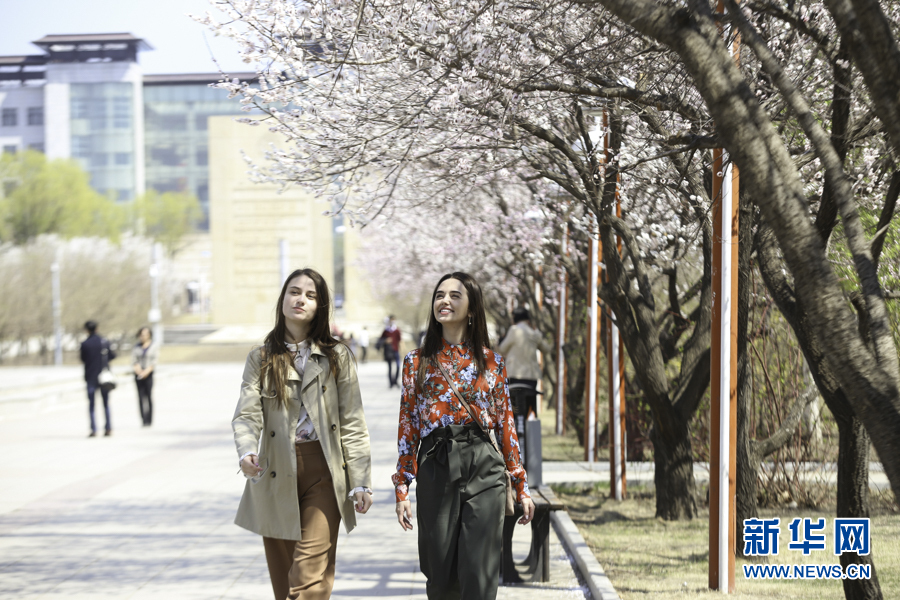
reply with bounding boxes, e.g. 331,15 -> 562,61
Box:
51,256 -> 62,366
149,243 -> 163,347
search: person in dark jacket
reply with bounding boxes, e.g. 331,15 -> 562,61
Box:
380,315 -> 402,388
80,320 -> 116,437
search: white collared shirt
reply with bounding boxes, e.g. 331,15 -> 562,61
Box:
286,340 -> 318,443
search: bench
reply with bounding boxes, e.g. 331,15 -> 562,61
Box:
501,484 -> 565,584
500,403 -> 565,584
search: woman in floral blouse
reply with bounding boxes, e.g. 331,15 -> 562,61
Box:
393,271 -> 534,600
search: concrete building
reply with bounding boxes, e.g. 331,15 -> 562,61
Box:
208,116 -> 386,329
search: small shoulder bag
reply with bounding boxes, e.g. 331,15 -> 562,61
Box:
436,360 -> 516,515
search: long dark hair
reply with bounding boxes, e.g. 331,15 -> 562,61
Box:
261,268 -> 343,406
416,272 -> 491,390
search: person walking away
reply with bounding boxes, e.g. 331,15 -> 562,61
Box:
497,308 -> 551,418
132,326 -> 159,427
80,320 -> 116,437
234,268 -> 373,600
393,272 -> 535,600
359,326 -> 369,363
380,316 -> 402,388
347,333 -> 359,359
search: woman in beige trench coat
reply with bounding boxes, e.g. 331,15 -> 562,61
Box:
233,268 -> 372,600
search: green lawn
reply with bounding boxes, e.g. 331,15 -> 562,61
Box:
553,482 -> 900,599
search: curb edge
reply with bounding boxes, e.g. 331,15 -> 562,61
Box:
550,510 -> 621,600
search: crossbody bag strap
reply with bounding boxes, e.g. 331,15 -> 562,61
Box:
435,359 -> 504,459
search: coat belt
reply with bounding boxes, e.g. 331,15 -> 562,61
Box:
422,422 -> 483,483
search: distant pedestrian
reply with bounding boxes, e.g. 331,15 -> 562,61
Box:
233,268 -> 373,600
347,333 -> 360,359
498,308 -> 551,417
380,315 -> 402,388
131,326 -> 158,427
359,326 -> 370,363
393,272 -> 533,599
80,320 -> 116,437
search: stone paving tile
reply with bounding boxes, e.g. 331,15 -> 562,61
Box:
0,361 -> 585,599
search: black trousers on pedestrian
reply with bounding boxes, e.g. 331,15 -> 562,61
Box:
416,423 -> 505,600
86,382 -> 111,433
135,373 -> 153,425
385,348 -> 401,387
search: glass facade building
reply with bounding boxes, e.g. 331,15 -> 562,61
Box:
144,83 -> 247,229
70,82 -> 136,201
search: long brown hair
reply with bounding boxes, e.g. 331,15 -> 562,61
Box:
260,268 -> 343,406
416,272 -> 491,391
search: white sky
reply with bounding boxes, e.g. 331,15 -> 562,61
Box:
0,0 -> 249,75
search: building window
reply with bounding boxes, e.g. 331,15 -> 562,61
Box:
27,107 -> 44,126
195,147 -> 208,166
2,108 -> 17,127
113,97 -> 130,129
72,98 -> 90,119
90,153 -> 108,167
29,143 -> 44,153
2,145 -> 17,154
114,152 -> 131,166
89,98 -> 107,131
150,143 -> 187,167
72,136 -> 91,158
160,114 -> 187,131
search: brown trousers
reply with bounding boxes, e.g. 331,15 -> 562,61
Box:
263,441 -> 342,600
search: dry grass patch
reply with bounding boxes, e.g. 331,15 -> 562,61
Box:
555,486 -> 900,599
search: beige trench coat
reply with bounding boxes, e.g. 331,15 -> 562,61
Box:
232,343 -> 372,540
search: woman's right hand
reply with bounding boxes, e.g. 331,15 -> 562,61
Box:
396,500 -> 414,531
240,454 -> 263,477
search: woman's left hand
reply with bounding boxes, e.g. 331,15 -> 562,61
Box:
354,490 -> 373,514
518,497 -> 535,525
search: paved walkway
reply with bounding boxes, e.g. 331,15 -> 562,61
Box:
543,460 -> 890,491
0,361 -> 586,599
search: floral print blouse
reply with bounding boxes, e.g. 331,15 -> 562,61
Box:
392,339 -> 530,502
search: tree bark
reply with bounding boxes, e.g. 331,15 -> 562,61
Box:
735,191 -> 756,556
756,222 -> 883,598
650,410 -> 698,520
836,415 -> 882,600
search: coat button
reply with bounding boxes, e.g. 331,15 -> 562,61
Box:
331,424 -> 337,431
343,463 -> 347,470
270,431 -> 275,437
323,385 -> 327,392
270,471 -> 276,478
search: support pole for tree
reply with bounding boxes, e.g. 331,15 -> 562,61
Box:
603,108 -> 627,500
535,273 -> 544,417
709,146 -> 739,594
708,9 -> 740,583
556,225 -> 569,435
584,222 -> 600,463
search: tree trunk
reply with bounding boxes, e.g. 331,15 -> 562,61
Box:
735,190 -> 756,555
755,223 -> 883,598
735,351 -> 757,555
650,416 -> 697,519
835,410 -> 882,599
